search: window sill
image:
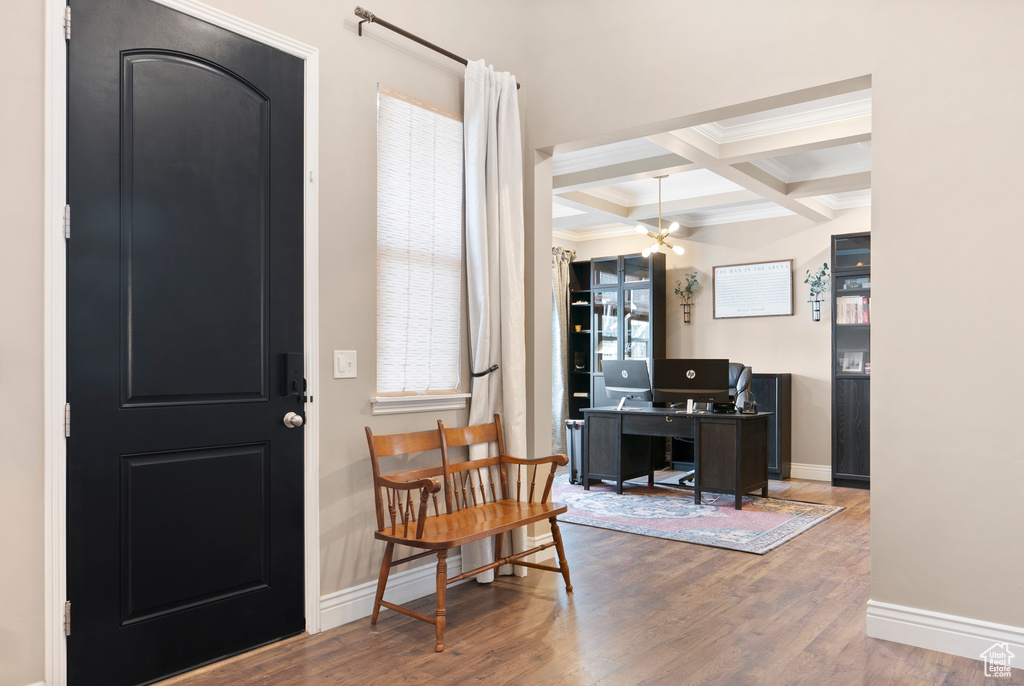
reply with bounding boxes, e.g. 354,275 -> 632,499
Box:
371,393 -> 471,415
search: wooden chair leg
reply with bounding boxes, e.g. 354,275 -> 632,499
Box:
371,542 -> 395,624
549,518 -> 573,593
435,549 -> 448,652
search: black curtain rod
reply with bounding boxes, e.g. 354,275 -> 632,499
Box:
354,6 -> 520,90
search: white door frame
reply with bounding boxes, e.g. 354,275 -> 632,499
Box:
44,2 -> 321,683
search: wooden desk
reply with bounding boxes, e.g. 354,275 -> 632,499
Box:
581,407 -> 771,510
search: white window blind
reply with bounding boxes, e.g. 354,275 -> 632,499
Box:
376,86 -> 463,397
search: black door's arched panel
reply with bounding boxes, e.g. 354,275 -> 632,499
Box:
121,53 -> 270,407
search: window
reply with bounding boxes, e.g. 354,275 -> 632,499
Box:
373,86 -> 467,414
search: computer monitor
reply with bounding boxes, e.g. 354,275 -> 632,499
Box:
652,358 -> 731,407
601,359 -> 653,410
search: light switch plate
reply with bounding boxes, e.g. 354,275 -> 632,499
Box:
334,350 -> 356,378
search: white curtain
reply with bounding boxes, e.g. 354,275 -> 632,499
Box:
463,59 -> 526,582
551,248 -> 574,454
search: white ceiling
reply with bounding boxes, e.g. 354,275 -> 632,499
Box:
552,89 -> 872,241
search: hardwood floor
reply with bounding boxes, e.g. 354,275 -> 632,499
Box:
160,480 -> 1022,685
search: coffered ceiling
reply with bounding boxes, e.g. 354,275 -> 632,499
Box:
551,89 -> 871,242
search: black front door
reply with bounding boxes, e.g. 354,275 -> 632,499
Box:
67,1 -> 305,684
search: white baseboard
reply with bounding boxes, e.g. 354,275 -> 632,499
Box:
320,534 -> 559,633
527,532 -> 555,562
320,553 -> 463,632
790,462 -> 831,481
867,599 -> 1024,663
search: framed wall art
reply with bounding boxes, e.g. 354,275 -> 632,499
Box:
713,259 -> 794,319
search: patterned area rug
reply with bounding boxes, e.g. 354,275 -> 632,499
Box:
552,474 -> 844,554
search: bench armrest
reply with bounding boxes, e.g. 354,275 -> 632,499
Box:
500,453 -> 568,467
379,475 -> 442,494
498,453 -> 567,503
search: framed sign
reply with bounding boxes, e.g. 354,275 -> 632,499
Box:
713,259 -> 793,319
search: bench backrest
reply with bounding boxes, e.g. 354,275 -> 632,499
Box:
439,414 -> 558,508
366,415 -> 563,538
364,427 -> 447,537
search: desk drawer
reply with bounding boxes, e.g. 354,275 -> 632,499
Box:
622,413 -> 694,438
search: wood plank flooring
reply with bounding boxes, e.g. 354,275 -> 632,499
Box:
160,479 -> 1023,685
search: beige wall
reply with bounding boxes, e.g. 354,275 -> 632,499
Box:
0,2 -> 45,684
556,206 -> 870,470
525,0 -> 1024,633
5,1 -> 1024,684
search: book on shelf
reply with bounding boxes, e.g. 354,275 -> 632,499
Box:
836,295 -> 871,324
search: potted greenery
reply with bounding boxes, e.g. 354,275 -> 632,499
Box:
804,262 -> 830,321
674,271 -> 700,323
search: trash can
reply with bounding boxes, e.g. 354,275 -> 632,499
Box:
564,419 -> 584,484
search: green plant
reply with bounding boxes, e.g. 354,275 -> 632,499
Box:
805,262 -> 830,301
674,271 -> 700,305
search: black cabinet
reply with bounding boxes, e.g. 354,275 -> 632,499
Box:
831,232 -> 870,489
751,373 -> 792,480
590,253 -> 666,407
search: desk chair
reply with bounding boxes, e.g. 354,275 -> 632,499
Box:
730,362 -> 753,408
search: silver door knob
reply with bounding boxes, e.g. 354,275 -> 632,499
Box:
283,412 -> 304,428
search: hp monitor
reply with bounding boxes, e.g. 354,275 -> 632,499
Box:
651,358 -> 730,408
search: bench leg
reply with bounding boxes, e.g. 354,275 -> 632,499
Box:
435,549 -> 448,652
370,542 -> 394,625
494,531 -> 505,566
549,518 -> 573,593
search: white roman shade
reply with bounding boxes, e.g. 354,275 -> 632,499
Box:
375,86 -> 464,401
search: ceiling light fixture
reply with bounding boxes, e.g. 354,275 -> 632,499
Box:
636,175 -> 685,258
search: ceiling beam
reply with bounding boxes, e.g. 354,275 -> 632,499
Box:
786,171 -> 871,198
553,191 -> 631,227
716,116 -> 872,164
646,131 -> 834,222
629,190 -> 763,221
553,154 -> 696,193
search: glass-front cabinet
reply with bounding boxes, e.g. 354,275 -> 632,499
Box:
590,253 -> 665,406
593,288 -> 619,374
831,232 -> 870,489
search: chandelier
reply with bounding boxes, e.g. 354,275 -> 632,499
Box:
636,175 -> 685,257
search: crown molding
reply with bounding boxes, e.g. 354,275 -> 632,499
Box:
814,190 -> 872,211
552,138 -> 669,176
552,225 -> 637,242
580,185 -> 636,208
694,91 -> 872,143
684,203 -> 795,227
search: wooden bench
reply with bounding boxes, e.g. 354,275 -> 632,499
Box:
364,414 -> 573,652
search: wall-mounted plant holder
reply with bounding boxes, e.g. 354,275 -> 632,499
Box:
810,300 -> 822,322
683,303 -> 692,324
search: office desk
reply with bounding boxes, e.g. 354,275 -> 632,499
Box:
581,407 -> 771,509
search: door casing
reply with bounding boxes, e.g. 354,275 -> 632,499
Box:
43,2 -> 321,683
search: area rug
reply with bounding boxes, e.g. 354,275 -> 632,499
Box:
551,474 -> 843,554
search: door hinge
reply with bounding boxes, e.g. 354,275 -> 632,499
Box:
64,403 -> 71,438
64,601 -> 71,636
63,205 -> 71,240
64,6 -> 71,40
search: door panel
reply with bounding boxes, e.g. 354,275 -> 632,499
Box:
67,1 -> 305,684
120,444 -> 270,624
122,52 -> 270,405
